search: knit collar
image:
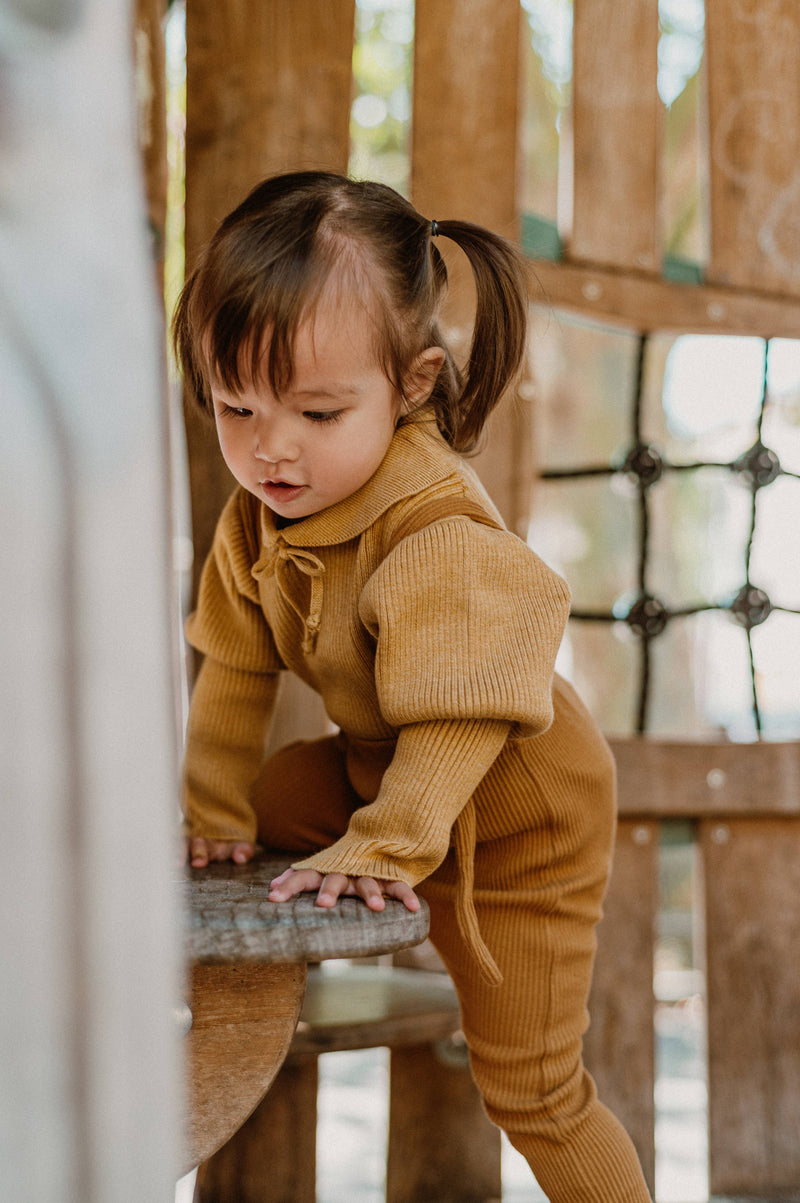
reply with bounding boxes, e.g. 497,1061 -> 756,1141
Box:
257,414 -> 460,550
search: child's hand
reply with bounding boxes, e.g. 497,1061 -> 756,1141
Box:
268,867 -> 421,914
186,837 -> 255,868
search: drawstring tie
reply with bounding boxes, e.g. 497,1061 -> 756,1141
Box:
252,538 -> 325,654
452,801 -> 503,987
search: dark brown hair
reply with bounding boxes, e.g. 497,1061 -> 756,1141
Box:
172,171 -> 529,453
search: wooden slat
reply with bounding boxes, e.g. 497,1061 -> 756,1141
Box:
571,0 -> 661,272
701,817 -> 800,1196
609,738 -> 800,818
387,1042 -> 502,1203
412,0 -> 531,533
183,0 -> 356,599
584,819 -> 657,1195
529,256 -> 800,337
193,1056 -> 319,1203
134,0 -> 168,281
705,0 -> 800,296
185,961 -> 307,1174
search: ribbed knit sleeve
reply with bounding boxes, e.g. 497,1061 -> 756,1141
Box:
358,518 -> 571,737
292,716 -> 510,884
185,487 -> 285,673
182,656 -> 280,842
182,488 -> 283,841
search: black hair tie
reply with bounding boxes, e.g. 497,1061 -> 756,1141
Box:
430,219 -> 439,238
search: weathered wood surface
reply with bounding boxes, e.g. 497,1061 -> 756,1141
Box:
609,738 -> 800,818
529,257 -> 800,337
183,0 -> 356,604
193,1055 -> 319,1203
184,855 -> 430,964
705,0 -> 800,296
701,817 -> 800,1197
585,819 -> 658,1195
387,1040 -> 502,1203
571,0 -> 661,272
134,0 -> 167,279
412,0 -> 532,537
185,960 -> 307,1174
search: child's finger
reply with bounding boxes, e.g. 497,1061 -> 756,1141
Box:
355,877 -> 386,911
315,872 -> 350,907
382,879 -> 421,912
268,868 -> 323,900
190,838 -> 211,867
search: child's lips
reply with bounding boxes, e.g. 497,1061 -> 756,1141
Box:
260,478 -> 306,504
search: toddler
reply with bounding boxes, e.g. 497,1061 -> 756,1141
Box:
174,170 -> 651,1202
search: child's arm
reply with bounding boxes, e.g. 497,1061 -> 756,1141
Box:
182,654 -> 281,860
181,488 -> 285,861
285,517 -> 570,897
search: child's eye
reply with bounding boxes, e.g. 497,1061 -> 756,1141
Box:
304,409 -> 344,424
220,404 -> 253,419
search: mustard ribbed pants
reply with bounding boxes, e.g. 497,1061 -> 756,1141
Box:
252,731 -> 652,1203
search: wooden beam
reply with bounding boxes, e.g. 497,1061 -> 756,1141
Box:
585,819 -> 657,1195
701,817 -> 800,1195
134,0 -> 168,282
705,0 -> 800,296
183,0 -> 356,599
571,0 -> 661,272
412,0 -> 532,534
609,738 -> 800,819
529,256 -> 800,337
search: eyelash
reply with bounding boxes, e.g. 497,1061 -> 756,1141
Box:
218,405 -> 344,424
304,410 -> 344,424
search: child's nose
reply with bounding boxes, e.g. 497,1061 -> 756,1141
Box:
254,414 -> 298,463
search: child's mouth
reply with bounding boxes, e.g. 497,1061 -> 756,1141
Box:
261,479 -> 306,503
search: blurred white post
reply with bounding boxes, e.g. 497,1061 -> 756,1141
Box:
0,2 -> 182,1201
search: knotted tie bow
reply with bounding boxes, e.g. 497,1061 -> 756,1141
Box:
252,538 -> 326,654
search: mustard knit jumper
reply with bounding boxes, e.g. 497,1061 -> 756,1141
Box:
184,414 -> 652,1201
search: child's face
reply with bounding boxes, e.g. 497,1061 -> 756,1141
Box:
210,291 -> 408,520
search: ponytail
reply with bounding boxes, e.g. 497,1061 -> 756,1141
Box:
427,221 -> 529,454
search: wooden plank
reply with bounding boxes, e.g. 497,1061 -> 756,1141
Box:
609,738 -> 800,818
705,0 -> 800,296
387,1041 -> 502,1203
412,0 -> 520,237
571,0 -> 661,272
529,256 -> 800,337
194,1056 -> 319,1203
185,961 -> 307,1174
701,817 -> 800,1196
134,0 -> 168,281
584,819 -> 657,1195
183,0 -> 356,599
412,0 -> 531,533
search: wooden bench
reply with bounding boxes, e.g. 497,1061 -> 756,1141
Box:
193,957 -> 502,1203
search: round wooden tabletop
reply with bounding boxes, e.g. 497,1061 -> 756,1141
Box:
182,853 -> 430,1172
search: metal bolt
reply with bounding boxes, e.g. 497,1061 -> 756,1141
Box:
632,825 -> 652,845
582,281 -> 602,301
706,768 -> 726,790
711,825 -> 730,845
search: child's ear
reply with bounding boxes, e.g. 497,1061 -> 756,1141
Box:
404,346 -> 446,407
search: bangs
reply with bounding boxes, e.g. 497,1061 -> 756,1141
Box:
194,239 -> 332,401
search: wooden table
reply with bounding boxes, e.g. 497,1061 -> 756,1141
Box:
181,853 -> 430,1173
